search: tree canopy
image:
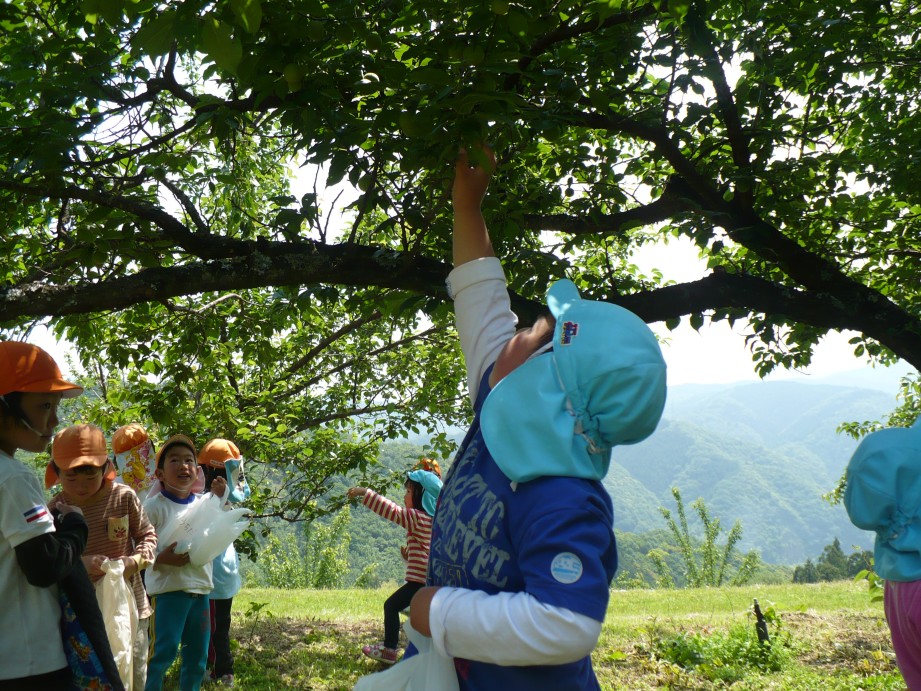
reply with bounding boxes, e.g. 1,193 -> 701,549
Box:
2,0 -> 920,514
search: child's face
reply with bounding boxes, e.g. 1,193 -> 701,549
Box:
0,392 -> 64,455
404,484 -> 415,510
491,317 -> 554,385
156,446 -> 198,496
60,464 -> 106,503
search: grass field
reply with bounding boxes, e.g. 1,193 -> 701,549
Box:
165,581 -> 904,689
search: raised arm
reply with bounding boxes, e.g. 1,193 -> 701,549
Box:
452,146 -> 496,267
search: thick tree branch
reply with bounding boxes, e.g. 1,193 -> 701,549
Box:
3,238 -> 919,369
0,243 -> 450,321
521,181 -> 695,236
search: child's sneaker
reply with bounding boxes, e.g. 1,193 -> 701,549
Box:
362,643 -> 400,665
216,674 -> 235,687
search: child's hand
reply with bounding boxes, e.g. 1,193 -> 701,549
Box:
400,545 -> 409,562
347,487 -> 367,500
121,556 -> 139,578
156,542 -> 191,567
211,476 -> 228,498
453,146 -> 496,212
82,554 -> 107,581
56,501 -> 84,518
409,586 -> 441,637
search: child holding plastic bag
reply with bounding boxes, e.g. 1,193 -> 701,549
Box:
198,438 -> 250,688
405,147 -> 667,690
143,435 -> 226,691
47,423 -> 157,690
348,468 -> 443,664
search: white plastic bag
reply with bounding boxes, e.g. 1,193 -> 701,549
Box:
94,559 -> 138,689
157,492 -> 251,567
353,621 -> 458,691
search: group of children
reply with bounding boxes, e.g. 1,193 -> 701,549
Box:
0,340 -> 246,690
7,142 -> 917,691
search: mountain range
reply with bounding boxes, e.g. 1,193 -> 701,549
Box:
604,368 -> 911,564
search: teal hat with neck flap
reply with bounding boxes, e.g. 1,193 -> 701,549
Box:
844,417 -> 921,581
481,279 -> 667,483
407,469 -> 443,516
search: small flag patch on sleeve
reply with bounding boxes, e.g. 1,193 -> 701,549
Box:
23,505 -> 49,523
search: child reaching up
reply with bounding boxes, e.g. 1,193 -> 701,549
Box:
348,468 -> 443,664
407,147 -> 667,689
143,435 -> 226,691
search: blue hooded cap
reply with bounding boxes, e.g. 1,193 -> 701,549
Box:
407,469 -> 443,516
844,417 -> 921,581
481,279 -> 667,483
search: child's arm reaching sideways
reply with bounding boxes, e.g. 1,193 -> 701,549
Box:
347,486 -> 416,531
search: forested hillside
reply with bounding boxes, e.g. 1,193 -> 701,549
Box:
608,379 -> 894,564
241,375 -> 896,586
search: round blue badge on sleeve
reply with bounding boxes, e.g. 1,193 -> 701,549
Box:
551,552 -> 583,584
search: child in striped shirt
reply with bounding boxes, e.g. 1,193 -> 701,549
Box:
348,468 -> 442,664
47,423 -> 157,690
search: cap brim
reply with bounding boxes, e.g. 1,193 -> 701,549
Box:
19,380 -> 83,398
46,457 -> 115,489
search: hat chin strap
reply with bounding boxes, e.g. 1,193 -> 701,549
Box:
0,396 -> 43,438
19,415 -> 43,437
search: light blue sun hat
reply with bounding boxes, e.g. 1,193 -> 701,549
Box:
407,469 -> 443,516
843,417 -> 921,581
481,279 -> 667,483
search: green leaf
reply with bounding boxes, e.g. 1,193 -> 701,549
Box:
689,313 -> 704,331
132,10 -> 177,56
202,17 -> 242,74
230,0 -> 262,34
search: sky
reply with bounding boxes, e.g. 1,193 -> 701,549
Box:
630,236 -> 910,391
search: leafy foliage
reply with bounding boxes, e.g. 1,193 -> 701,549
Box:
247,506 -> 353,588
3,0 -> 921,522
792,538 -> 873,584
651,605 -> 792,683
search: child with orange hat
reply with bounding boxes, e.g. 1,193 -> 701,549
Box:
0,341 -> 121,690
46,423 -> 158,690
198,438 -> 250,688
112,423 -> 158,502
143,435 -> 227,691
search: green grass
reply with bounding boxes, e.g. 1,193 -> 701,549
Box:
161,580 -> 903,690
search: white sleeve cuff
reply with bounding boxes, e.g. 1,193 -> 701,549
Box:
446,257 -> 506,299
428,587 -> 602,666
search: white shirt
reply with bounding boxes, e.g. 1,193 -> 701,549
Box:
0,450 -> 68,679
143,492 -> 213,596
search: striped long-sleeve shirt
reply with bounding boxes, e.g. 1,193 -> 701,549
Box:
361,490 -> 432,584
49,480 -> 157,618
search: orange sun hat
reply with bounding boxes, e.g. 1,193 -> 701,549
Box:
46,423 -> 115,489
0,341 -> 82,398
198,438 -> 241,468
112,422 -> 151,455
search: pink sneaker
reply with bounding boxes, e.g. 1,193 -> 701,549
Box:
362,643 -> 400,665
